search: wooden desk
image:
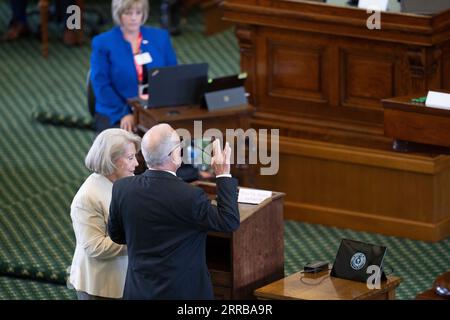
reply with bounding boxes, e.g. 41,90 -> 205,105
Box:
383,93 -> 450,150
134,103 -> 254,133
254,270 -> 401,300
415,288 -> 448,300
416,271 -> 450,300
223,0 -> 450,241
195,181 -> 285,299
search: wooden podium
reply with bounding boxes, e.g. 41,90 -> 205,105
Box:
194,181 -> 285,299
223,0 -> 450,241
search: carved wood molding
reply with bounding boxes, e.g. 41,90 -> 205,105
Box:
235,24 -> 257,105
223,0 -> 449,45
407,48 -> 426,78
235,24 -> 254,50
427,47 -> 443,78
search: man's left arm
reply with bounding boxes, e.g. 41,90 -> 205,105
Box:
108,184 -> 126,245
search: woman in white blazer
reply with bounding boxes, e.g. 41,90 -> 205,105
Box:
69,128 -> 141,299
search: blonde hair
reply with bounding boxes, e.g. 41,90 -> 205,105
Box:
111,0 -> 149,26
85,128 -> 141,176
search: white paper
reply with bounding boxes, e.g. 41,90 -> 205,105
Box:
425,91 -> 450,110
358,0 -> 388,11
238,188 -> 272,204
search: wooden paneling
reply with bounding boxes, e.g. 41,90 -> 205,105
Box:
341,50 -> 395,109
224,0 -> 450,145
269,41 -> 324,100
223,1 -> 450,241
443,45 -> 450,90
253,136 -> 450,242
232,199 -> 285,299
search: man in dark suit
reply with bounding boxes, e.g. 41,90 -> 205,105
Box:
108,123 -> 239,299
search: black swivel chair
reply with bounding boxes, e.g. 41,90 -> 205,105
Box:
87,69 -> 95,117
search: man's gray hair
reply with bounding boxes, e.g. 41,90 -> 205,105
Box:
85,128 -> 141,176
142,128 -> 178,168
111,0 -> 149,26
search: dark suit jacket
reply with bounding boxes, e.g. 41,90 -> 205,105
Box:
108,170 -> 239,299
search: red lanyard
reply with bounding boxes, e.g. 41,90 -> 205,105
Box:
133,33 -> 144,83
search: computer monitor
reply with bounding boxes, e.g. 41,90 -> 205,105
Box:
146,63 -> 208,108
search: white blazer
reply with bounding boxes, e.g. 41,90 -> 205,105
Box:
69,173 -> 127,298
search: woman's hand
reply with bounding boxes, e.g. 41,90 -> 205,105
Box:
120,114 -> 135,132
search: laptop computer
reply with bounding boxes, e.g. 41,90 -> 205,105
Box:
146,63 -> 208,108
203,74 -> 248,111
206,74 -> 246,93
330,239 -> 387,283
400,0 -> 450,15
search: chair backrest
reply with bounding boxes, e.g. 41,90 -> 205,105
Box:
87,69 -> 95,116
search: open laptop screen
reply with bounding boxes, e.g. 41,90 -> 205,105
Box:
330,239 -> 387,283
146,63 -> 208,108
206,74 -> 246,93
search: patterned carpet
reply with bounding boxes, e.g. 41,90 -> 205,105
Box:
0,0 -> 448,300
0,276 -> 76,300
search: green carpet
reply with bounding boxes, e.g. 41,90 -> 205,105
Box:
0,276 -> 76,300
284,221 -> 449,300
0,181 -> 83,284
0,0 -> 448,300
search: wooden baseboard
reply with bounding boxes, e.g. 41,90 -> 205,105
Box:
284,201 -> 450,242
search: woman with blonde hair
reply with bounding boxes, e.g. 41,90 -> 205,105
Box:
69,128 -> 141,299
90,0 -> 177,133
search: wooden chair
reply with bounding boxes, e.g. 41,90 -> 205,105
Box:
38,0 -> 85,57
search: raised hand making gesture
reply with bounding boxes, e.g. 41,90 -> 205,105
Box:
211,139 -> 231,176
